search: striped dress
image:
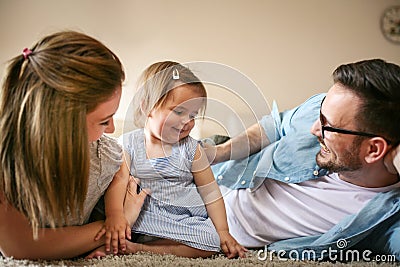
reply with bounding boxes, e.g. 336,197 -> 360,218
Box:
120,129 -> 220,252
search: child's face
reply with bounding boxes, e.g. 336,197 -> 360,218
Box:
146,85 -> 205,144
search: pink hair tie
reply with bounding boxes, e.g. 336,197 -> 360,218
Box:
22,48 -> 32,60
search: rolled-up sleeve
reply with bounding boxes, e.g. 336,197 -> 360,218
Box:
213,93 -> 326,189
259,101 -> 282,144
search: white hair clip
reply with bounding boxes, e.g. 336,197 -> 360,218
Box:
172,68 -> 179,80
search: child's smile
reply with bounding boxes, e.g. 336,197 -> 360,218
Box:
146,85 -> 206,145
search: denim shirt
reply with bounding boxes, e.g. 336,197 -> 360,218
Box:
211,93 -> 400,261
212,93 -> 328,190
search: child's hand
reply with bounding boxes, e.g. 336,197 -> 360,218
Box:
94,212 -> 131,254
218,230 -> 247,258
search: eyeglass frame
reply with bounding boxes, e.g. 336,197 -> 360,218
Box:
319,96 -> 392,144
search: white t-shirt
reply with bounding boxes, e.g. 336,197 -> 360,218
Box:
221,173 -> 400,247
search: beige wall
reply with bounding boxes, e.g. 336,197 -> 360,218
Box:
1,0 -> 399,138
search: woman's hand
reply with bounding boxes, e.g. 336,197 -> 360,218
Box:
124,177 -> 149,226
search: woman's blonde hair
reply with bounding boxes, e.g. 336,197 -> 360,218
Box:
133,61 -> 207,127
0,31 -> 125,236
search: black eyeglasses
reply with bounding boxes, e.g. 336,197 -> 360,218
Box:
320,113 -> 382,139
319,97 -> 391,143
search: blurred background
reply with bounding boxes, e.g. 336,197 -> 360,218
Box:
1,0 -> 399,138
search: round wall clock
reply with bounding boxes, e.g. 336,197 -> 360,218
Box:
381,5 -> 400,44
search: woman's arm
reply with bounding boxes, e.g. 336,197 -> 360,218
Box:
0,200 -> 104,260
0,171 -> 147,260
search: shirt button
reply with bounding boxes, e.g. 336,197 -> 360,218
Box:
217,175 -> 223,180
284,177 -> 290,181
241,180 -> 246,185
313,170 -> 319,176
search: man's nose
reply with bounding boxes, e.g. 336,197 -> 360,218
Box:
310,118 -> 321,137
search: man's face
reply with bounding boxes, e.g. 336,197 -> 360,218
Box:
310,84 -> 364,172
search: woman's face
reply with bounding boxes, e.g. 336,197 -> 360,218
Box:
86,86 -> 122,142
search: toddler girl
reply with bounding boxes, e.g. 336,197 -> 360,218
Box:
120,61 -> 246,258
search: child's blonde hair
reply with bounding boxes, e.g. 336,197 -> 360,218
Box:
133,61 -> 207,127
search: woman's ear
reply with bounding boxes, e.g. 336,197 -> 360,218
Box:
364,137 -> 390,164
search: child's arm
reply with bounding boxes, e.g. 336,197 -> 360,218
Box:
192,144 -> 247,258
94,157 -> 130,254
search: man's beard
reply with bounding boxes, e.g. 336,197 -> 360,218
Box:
316,138 -> 363,173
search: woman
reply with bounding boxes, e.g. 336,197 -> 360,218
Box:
0,30 -> 147,259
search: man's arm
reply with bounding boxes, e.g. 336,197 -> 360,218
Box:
205,94 -> 326,166
206,123 -> 270,164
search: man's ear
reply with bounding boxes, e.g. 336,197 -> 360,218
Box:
364,137 -> 389,164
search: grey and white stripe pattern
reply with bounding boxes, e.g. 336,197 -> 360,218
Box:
120,129 -> 220,252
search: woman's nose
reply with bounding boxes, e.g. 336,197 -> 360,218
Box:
104,118 -> 115,134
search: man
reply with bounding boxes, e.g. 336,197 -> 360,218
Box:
206,59 -> 400,260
